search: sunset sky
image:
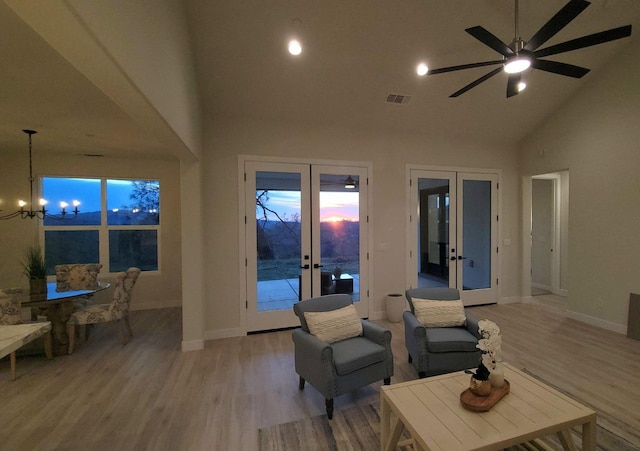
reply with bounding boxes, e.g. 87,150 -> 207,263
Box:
257,190 -> 359,222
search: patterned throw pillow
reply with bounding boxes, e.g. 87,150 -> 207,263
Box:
304,304 -> 363,343
413,298 -> 466,327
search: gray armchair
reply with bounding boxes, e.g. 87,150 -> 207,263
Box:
292,294 -> 393,419
404,287 -> 481,378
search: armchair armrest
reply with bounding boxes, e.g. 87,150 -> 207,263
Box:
361,320 -> 391,345
292,328 -> 333,359
292,328 -> 338,398
465,310 -> 481,339
403,310 -> 427,340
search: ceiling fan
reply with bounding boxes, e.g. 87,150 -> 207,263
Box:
427,0 -> 632,98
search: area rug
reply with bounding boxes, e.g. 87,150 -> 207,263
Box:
259,372 -> 636,451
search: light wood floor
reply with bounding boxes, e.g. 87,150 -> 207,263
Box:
1,295 -> 639,450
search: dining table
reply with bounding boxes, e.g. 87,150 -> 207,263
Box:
18,281 -> 109,355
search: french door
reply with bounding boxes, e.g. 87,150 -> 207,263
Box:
408,169 -> 498,306
244,161 -> 369,332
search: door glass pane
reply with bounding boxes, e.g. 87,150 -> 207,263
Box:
417,178 -> 450,288
462,180 -> 491,290
255,171 -> 302,311
319,174 -> 360,301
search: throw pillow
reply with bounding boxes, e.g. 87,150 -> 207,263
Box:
413,298 -> 466,327
304,304 -> 363,343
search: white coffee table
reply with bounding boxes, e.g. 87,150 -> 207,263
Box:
0,322 -> 52,380
380,363 -> 596,450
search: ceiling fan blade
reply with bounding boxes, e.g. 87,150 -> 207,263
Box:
524,0 -> 591,52
506,74 -> 521,98
534,25 -> 632,58
531,59 -> 590,78
450,67 -> 503,97
428,60 -> 503,75
466,26 -> 514,57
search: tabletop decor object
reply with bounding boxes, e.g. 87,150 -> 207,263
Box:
22,244 -> 47,297
468,319 -> 504,395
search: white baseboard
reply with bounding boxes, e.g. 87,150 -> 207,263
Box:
204,327 -> 244,340
181,339 -> 204,352
521,296 -> 534,304
566,310 -> 626,335
555,288 -> 568,297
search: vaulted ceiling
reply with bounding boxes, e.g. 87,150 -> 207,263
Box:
1,0 -> 638,158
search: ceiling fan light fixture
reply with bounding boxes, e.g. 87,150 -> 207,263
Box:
344,176 -> 356,189
503,56 -> 531,74
517,81 -> 527,92
416,62 -> 429,76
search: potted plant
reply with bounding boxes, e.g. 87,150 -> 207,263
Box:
22,244 -> 47,296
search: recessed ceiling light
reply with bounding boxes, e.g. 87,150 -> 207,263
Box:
288,39 -> 302,56
416,63 -> 429,76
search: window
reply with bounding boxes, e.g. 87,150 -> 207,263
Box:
42,177 -> 160,275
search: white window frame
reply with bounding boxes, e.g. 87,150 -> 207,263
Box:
40,176 -> 161,276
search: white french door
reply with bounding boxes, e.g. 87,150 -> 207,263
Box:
408,169 -> 499,306
244,160 -> 369,332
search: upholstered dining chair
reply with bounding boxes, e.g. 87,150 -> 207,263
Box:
55,263 -> 103,305
292,294 -> 393,419
66,267 -> 141,354
404,287 -> 481,378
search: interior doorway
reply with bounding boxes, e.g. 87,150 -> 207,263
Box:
530,171 -> 569,297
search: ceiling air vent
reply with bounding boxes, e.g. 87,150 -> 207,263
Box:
386,93 -> 412,105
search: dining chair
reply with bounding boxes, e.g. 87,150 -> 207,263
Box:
66,267 -> 141,354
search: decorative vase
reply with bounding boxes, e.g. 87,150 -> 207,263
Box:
29,278 -> 47,295
469,376 -> 492,396
385,293 -> 404,323
489,363 -> 505,388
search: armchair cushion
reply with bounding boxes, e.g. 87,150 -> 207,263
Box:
425,327 -> 479,353
331,336 -> 386,376
413,298 -> 466,327
304,304 -> 362,343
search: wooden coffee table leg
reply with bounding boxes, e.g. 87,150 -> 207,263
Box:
582,416 -> 597,451
380,397 -> 389,451
557,430 -> 577,451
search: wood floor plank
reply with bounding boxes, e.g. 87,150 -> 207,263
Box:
0,296 -> 638,450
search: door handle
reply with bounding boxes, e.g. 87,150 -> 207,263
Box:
313,263 -> 323,269
458,256 -> 467,260
450,256 -> 457,261
300,264 -> 310,269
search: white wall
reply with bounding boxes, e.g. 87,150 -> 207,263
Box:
521,37 -> 640,331
0,149 -> 182,310
202,118 -> 522,337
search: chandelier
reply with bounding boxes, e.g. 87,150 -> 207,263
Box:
0,130 -> 79,220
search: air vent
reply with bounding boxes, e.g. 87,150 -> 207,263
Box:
386,93 -> 412,105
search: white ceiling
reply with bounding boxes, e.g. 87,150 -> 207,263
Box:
1,0 -> 638,158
